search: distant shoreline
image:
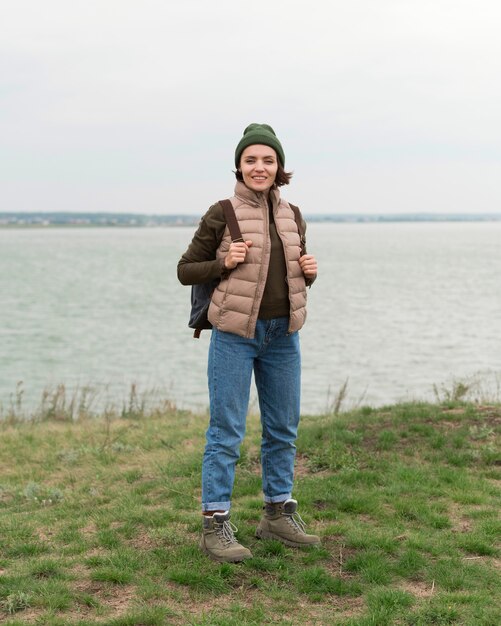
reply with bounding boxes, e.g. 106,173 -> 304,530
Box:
1,211 -> 501,228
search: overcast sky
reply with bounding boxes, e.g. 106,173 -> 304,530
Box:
1,0 -> 500,214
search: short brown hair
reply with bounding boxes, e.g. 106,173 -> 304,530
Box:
234,162 -> 293,187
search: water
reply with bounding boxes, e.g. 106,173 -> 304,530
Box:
1,222 -> 500,415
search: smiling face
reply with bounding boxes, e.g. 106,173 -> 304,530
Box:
239,144 -> 278,195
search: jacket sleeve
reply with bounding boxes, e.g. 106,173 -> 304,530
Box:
300,214 -> 317,288
177,203 -> 229,285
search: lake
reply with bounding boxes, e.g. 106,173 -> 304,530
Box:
1,222 -> 500,416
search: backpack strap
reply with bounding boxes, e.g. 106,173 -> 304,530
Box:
219,199 -> 243,242
288,202 -> 306,255
220,198 -> 301,248
191,200 -> 241,339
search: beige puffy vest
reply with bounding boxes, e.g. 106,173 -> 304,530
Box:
207,182 -> 307,339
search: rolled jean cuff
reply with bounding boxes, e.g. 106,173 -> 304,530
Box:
202,501 -> 231,512
264,493 -> 292,504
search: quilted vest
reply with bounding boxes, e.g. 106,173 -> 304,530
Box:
207,182 -> 307,339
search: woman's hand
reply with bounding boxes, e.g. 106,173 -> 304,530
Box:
299,254 -> 318,277
224,240 -> 253,269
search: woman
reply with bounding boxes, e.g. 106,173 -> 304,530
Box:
177,123 -> 319,562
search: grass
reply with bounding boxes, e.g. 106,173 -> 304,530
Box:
0,399 -> 500,625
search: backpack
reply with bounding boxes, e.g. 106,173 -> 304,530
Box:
189,200 -> 242,338
189,199 -> 305,338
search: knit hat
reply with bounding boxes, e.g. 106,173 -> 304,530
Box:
235,123 -> 285,168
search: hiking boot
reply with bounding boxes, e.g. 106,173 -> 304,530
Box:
200,511 -> 252,562
255,499 -> 321,548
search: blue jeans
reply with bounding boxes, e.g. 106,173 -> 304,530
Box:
202,317 -> 301,512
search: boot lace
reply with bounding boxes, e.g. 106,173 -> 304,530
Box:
283,511 -> 306,534
215,520 -> 239,546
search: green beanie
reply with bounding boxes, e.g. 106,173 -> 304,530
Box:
235,123 -> 285,168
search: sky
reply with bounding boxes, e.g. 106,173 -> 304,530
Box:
1,0 -> 500,215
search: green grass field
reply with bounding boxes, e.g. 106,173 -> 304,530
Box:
1,399 -> 500,625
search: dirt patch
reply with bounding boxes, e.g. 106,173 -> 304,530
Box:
80,519 -> 98,537
71,577 -> 138,620
295,596 -> 366,624
128,529 -> 159,551
84,547 -> 108,558
97,584 -> 136,614
36,527 -> 56,542
400,579 -> 436,598
1,608 -> 40,624
441,408 -> 467,417
0,489 -> 14,505
442,406 -> 501,427
179,585 -> 365,625
295,453 -> 332,478
180,438 -> 197,452
0,572 -> 117,625
476,405 -> 501,420
321,541 -> 359,578
452,519 -> 473,533
448,503 -> 473,533
295,453 -> 313,477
